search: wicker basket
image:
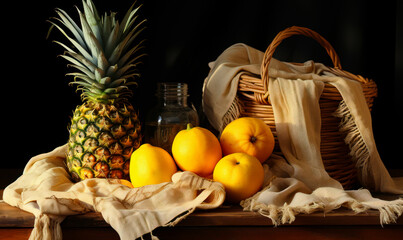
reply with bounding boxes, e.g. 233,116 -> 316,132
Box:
237,26 -> 377,189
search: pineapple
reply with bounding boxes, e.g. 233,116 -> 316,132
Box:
48,0 -> 146,181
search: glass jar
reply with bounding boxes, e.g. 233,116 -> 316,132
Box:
144,82 -> 199,154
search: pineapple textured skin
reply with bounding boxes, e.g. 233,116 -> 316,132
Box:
67,102 -> 141,181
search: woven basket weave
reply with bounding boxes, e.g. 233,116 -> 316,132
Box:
237,26 -> 377,189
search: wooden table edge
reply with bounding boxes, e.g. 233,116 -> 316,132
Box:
1,200 -> 402,229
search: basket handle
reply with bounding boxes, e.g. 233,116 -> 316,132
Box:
260,26 -> 342,98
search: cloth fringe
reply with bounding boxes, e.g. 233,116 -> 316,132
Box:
140,231 -> 159,240
242,193 -> 403,226
378,199 -> 403,226
242,178 -> 403,226
333,100 -> 371,183
242,200 -> 325,226
29,214 -> 62,240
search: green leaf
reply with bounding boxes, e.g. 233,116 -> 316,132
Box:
108,79 -> 126,88
66,64 -> 95,79
64,51 -> 97,72
48,20 -> 93,61
86,0 -> 101,22
108,19 -> 146,65
54,9 -> 87,49
81,91 -> 99,101
94,67 -> 105,81
60,55 -> 91,74
104,86 -> 128,94
102,12 -> 112,40
53,40 -> 77,54
114,64 -> 136,78
117,40 -> 145,67
119,73 -> 141,81
78,9 -> 101,64
105,21 -> 120,58
70,79 -> 103,94
67,73 -> 103,89
60,55 -> 85,68
123,20 -> 146,52
82,0 -> 103,47
106,64 -> 118,77
97,50 -> 109,71
99,77 -> 112,85
115,53 -> 146,78
119,1 -> 138,34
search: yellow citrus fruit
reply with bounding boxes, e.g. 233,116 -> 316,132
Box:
117,179 -> 134,188
172,124 -> 222,177
130,143 -> 177,188
107,179 -> 134,188
213,153 -> 264,203
220,117 -> 274,163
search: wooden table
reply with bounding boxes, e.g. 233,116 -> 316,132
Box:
1,190 -> 402,240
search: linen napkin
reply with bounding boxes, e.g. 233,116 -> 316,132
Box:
203,43 -> 403,225
3,144 -> 225,240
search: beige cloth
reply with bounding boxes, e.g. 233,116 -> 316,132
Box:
3,144 -> 225,240
203,43 -> 403,225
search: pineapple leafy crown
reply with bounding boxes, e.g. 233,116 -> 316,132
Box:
48,0 -> 146,104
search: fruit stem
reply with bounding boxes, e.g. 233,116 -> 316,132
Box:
187,123 -> 193,130
250,136 -> 257,143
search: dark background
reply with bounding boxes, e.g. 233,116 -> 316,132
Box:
4,0 -> 402,171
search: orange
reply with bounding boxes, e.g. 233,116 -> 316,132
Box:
213,153 -> 264,203
130,144 -> 177,187
172,124 -> 222,177
220,117 -> 274,163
